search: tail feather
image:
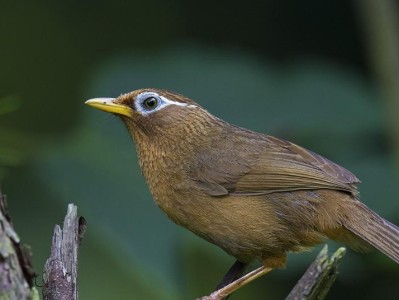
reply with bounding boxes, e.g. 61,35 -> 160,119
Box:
343,201 -> 399,264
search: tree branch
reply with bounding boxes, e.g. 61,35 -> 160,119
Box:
42,204 -> 86,300
285,245 -> 346,300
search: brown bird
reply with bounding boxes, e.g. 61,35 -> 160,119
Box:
86,89 -> 399,299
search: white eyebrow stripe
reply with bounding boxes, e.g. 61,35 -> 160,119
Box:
159,96 -> 197,109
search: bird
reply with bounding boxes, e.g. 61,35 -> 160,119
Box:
85,88 -> 399,299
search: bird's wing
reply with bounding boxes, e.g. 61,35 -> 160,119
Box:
190,132 -> 360,197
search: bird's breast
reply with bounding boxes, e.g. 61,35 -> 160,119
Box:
136,143 -> 197,219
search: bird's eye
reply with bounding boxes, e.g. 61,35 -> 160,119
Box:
143,97 -> 159,110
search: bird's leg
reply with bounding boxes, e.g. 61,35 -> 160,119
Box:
214,260 -> 249,290
199,265 -> 273,300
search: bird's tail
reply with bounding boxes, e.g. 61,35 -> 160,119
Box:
342,200 -> 399,264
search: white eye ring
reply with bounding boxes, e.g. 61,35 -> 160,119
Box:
134,92 -> 197,116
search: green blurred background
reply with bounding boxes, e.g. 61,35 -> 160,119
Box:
1,1 -> 399,299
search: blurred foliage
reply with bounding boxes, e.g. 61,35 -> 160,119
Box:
0,95 -> 33,178
1,1 -> 399,300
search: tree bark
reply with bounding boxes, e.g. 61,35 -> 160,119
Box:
0,190 -> 38,300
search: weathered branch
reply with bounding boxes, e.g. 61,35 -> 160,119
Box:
0,190 -> 38,300
42,204 -> 86,300
285,245 -> 346,300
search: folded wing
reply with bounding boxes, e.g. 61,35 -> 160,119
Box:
190,130 -> 359,197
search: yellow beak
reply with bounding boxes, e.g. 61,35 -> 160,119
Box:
85,98 -> 132,118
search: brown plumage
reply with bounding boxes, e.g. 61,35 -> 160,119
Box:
86,88 -> 399,297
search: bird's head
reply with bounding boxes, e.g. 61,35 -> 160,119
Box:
85,88 -> 218,146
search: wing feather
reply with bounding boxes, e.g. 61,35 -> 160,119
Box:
190,129 -> 360,197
